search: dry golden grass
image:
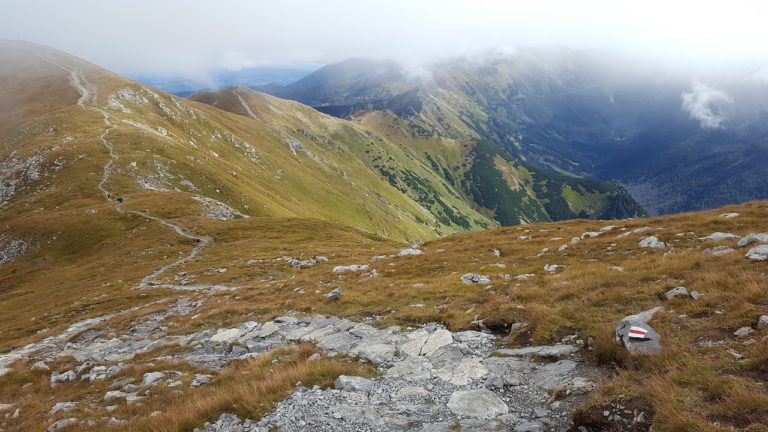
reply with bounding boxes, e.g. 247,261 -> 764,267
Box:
2,198 -> 767,430
154,200 -> 768,430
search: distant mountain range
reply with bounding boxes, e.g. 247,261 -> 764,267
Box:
255,51 -> 768,215
130,64 -> 321,97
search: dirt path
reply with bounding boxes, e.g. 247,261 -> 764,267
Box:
36,52 -> 223,291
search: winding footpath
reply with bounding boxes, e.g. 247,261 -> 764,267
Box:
36,52 -> 221,291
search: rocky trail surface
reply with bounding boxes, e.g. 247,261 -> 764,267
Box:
1,293 -> 601,431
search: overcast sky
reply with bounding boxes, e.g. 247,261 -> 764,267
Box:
1,0 -> 767,79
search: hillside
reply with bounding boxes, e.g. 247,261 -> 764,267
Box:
1,40 -> 767,432
198,85 -> 645,226
260,52 -> 768,215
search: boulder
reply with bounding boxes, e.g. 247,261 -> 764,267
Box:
719,212 -> 740,219
737,233 -> 768,248
353,343 -> 396,363
190,374 -> 211,388
758,315 -> 768,330
581,231 -> 601,239
210,328 -> 241,343
616,307 -> 663,355
398,248 -> 423,256
49,401 -> 77,415
530,360 -> 577,390
746,245 -> 768,261
704,246 -> 735,255
639,236 -> 668,249
420,329 -> 453,356
141,371 -> 165,386
334,375 -> 374,393
434,357 -> 489,385
385,356 -> 433,383
698,232 -> 738,241
324,288 -> 342,300
734,327 -> 754,337
543,264 -> 566,272
461,273 -> 491,284
447,389 -> 508,419
50,370 -> 76,385
664,286 -> 689,300
332,264 -> 368,273
47,418 -> 78,432
690,291 -> 703,300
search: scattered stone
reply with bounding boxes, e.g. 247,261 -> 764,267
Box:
324,288 -> 342,300
399,248 -> 423,256
191,374 -> 211,388
704,246 -> 735,255
544,264 -> 565,272
283,256 -> 328,268
48,401 -> 77,415
31,360 -> 49,371
734,327 -> 754,337
699,232 -> 739,241
581,232 -> 601,239
334,375 -> 373,393
447,389 -> 509,419
664,286 -> 689,300
47,418 -> 78,432
210,328 -> 241,343
571,237 -> 581,245
745,245 -> 768,261
719,212 -> 740,219
514,274 -> 535,280
757,315 -> 768,330
50,370 -> 76,385
141,371 -> 165,386
609,266 -> 624,272
461,273 -> 491,284
727,349 -> 744,360
0,403 -> 14,411
737,233 -> 768,248
690,291 -> 703,300
639,236 -> 668,249
332,264 -> 369,273
492,248 -> 501,257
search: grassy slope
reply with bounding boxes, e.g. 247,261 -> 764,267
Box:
1,42 -> 766,431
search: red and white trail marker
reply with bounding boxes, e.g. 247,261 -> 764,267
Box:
627,326 -> 649,339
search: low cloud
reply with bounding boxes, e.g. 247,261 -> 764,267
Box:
681,81 -> 733,129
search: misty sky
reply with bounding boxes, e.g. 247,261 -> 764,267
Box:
1,0 -> 767,79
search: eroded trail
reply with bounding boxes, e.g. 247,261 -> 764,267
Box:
36,53 -> 223,291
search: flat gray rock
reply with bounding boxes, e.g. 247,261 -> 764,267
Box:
639,236 -> 668,249
746,245 -> 768,261
664,286 -> 689,300
737,233 -> 768,248
447,389 -> 508,419
335,375 -> 374,394
492,344 -> 578,358
530,360 -> 577,390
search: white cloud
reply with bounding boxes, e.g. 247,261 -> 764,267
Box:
681,81 -> 733,129
1,0 -> 767,77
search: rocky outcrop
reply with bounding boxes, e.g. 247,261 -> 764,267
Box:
737,233 -> 768,248
460,273 -> 491,284
639,236 -> 668,249
745,245 -> 768,261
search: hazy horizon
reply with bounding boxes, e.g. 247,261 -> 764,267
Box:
2,0 -> 767,82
